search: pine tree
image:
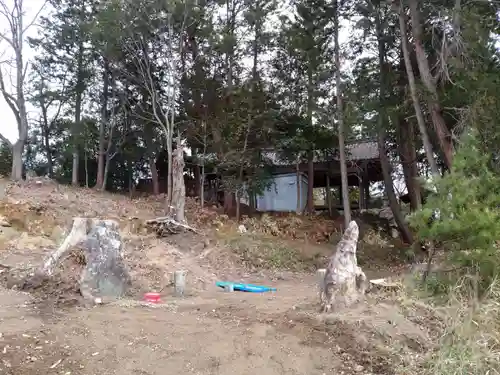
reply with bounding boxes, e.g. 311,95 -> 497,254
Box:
410,130 -> 500,293
29,0 -> 97,185
273,0 -> 335,213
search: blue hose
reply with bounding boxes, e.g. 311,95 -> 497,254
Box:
216,281 -> 277,293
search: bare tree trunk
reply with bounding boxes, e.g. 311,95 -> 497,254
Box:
396,50 -> 421,211
200,122 -> 207,209
41,122 -> 53,178
377,3 -> 413,244
11,141 -> 23,181
224,191 -> 233,213
72,149 -> 80,185
237,104 -> 251,220
235,190 -> 240,221
296,159 -> 301,214
407,0 -> 453,169
96,57 -> 110,189
221,0 -> 237,215
200,164 -> 205,210
128,162 -> 133,198
166,135 -> 174,212
169,141 -> 186,222
249,192 -> 255,214
193,154 -> 201,198
334,0 -> 351,228
84,149 -> 89,188
378,132 -> 413,243
37,90 -> 54,178
306,63 -> 315,214
326,174 -> 332,216
128,162 -> 134,199
102,157 -> 111,191
398,118 -> 421,211
307,155 -> 315,214
397,1 -> 440,176
72,28 -> 85,186
150,158 -> 160,195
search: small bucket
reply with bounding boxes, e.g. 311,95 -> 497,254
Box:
144,292 -> 161,303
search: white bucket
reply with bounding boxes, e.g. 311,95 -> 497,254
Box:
316,268 -> 326,301
174,270 -> 187,297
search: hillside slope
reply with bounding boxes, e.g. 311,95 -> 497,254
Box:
0,178 -> 443,375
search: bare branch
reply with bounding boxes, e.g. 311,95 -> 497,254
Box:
48,71 -> 69,128
21,0 -> 48,36
0,66 -> 20,124
0,1 -> 16,48
0,130 -> 12,146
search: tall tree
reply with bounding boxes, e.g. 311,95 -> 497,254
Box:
375,2 -> 413,243
334,0 -> 350,227
396,0 -> 438,176
274,0 -> 335,214
407,0 -> 454,169
29,61 -> 67,177
109,0 -> 191,217
233,0 -> 277,219
0,0 -> 47,180
30,0 -> 97,185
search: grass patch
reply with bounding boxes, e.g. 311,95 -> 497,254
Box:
421,279 -> 500,375
217,230 -> 324,271
396,276 -> 500,375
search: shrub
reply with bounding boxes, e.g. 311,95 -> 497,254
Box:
409,131 -> 500,294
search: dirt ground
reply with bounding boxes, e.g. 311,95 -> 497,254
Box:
0,179 -> 437,375
0,280 -> 435,375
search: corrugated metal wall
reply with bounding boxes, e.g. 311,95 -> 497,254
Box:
256,173 -> 308,212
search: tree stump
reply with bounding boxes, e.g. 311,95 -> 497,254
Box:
78,219 -> 131,303
321,220 -> 367,313
38,218 -> 131,304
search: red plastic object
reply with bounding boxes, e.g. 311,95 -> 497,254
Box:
143,292 -> 161,303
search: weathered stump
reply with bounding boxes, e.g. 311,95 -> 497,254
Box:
321,220 -> 367,313
38,218 -> 131,304
78,219 -> 131,303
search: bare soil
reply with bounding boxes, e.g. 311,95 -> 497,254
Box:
0,179 -> 438,374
